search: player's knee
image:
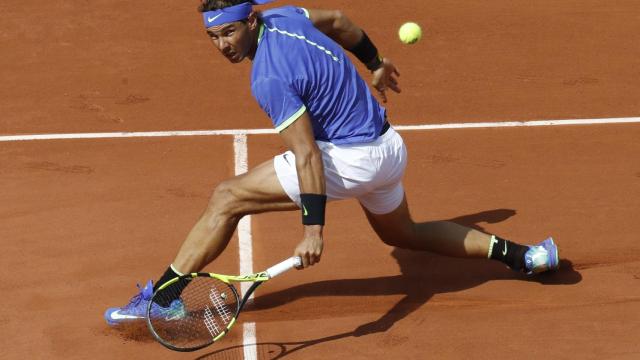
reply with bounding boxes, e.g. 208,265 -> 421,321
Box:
207,179 -> 245,218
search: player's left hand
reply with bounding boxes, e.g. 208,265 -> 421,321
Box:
372,58 -> 401,103
294,225 -> 324,268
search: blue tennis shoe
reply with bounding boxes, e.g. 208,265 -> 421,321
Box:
524,237 -> 560,274
104,280 -> 185,326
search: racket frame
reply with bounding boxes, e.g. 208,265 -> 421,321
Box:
146,257 -> 300,352
146,271 -> 268,351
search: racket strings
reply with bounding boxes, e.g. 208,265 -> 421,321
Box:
208,286 -> 233,325
148,276 -> 239,350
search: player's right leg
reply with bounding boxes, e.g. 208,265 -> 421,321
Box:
171,158 -> 298,275
105,158 -> 298,325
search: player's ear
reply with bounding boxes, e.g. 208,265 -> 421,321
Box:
247,11 -> 258,30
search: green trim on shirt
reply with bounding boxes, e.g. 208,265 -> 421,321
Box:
275,105 -> 307,132
257,23 -> 265,43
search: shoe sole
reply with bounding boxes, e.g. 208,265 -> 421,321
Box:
104,312 -> 146,326
104,309 -> 187,326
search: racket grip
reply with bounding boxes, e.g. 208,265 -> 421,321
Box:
266,256 -> 302,278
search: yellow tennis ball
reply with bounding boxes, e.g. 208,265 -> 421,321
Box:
398,22 -> 422,44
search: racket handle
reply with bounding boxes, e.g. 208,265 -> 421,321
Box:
266,256 -> 302,278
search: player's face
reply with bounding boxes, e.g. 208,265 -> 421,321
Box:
206,19 -> 255,63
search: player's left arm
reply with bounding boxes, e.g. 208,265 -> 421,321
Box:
305,8 -> 401,103
278,111 -> 326,269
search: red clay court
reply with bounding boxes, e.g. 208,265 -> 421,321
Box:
1,1 -> 639,359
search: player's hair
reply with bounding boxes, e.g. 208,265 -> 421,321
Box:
198,0 -> 250,12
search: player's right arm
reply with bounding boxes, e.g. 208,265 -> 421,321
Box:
278,111 -> 326,269
305,9 -> 401,103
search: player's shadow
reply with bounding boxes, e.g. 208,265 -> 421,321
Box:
197,208 -> 582,360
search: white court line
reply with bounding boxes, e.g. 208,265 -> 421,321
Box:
234,134 -> 253,298
0,129 -> 274,141
395,116 -> 640,131
233,134 -> 257,360
1,116 -> 639,142
242,322 -> 257,360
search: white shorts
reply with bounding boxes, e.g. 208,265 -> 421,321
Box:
274,127 -> 408,215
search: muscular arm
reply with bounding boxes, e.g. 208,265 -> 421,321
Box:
279,112 -> 325,268
279,111 -> 325,195
306,8 -> 401,103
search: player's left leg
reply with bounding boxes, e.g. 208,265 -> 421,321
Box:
355,128 -> 558,274
361,195 -> 493,257
361,196 -> 559,274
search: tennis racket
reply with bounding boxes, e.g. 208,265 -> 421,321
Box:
146,256 -> 302,352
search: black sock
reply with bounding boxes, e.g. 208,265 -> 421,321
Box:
153,265 -> 190,307
488,236 -> 529,272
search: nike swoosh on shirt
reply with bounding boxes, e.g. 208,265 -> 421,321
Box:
109,310 -> 144,320
207,13 -> 223,23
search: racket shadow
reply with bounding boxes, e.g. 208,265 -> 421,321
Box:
197,208 -> 582,359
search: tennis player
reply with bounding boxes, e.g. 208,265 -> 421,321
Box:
105,0 -> 559,325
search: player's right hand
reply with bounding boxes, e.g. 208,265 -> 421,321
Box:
372,58 -> 401,103
294,225 -> 324,268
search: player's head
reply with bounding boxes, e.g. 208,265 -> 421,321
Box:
198,0 -> 266,63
